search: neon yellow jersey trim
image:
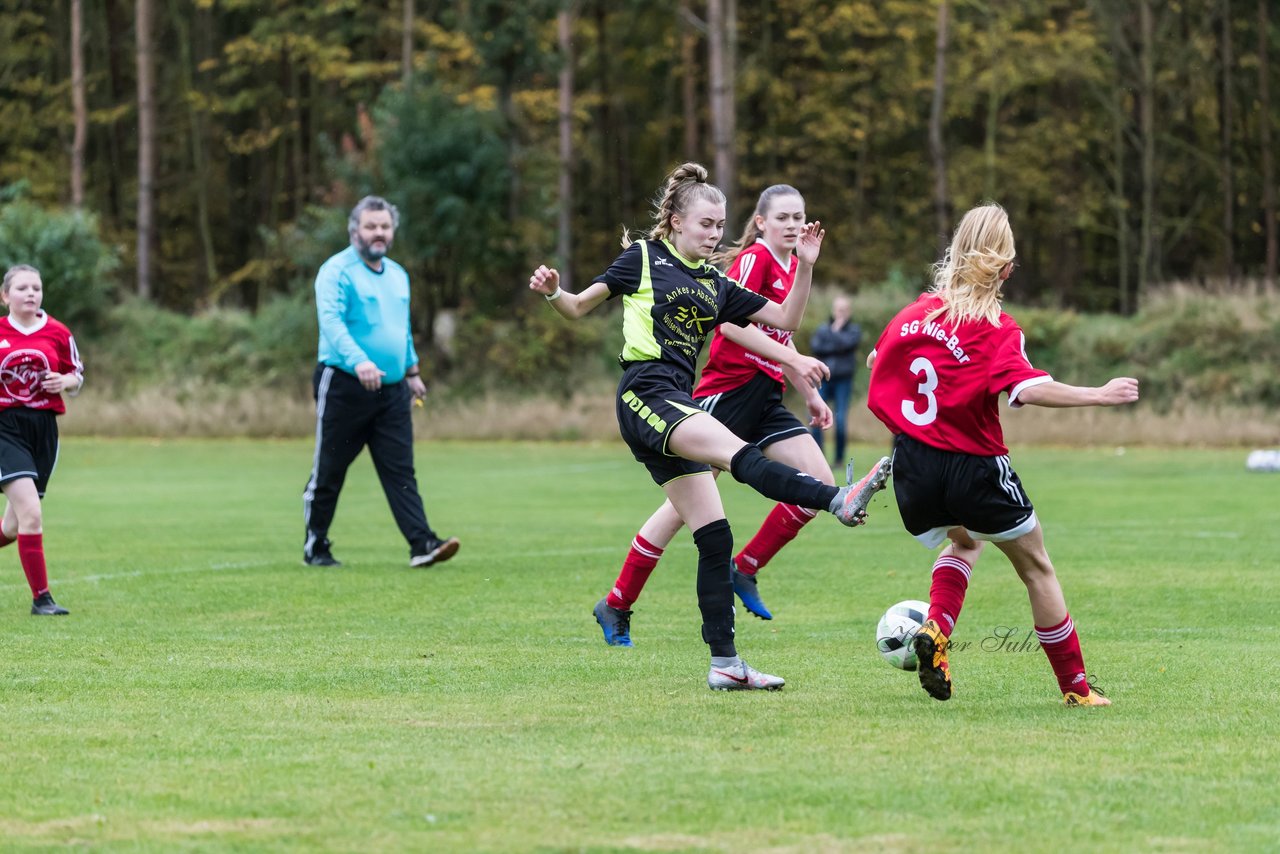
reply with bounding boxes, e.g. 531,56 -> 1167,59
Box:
659,403 -> 708,456
620,241 -> 661,362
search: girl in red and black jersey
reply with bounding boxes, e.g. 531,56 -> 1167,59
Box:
866,203 -> 1139,706
0,265 -> 83,615
590,185 -> 890,645
529,164 -> 889,692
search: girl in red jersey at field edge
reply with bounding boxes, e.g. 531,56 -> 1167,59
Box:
591,184 -> 890,646
865,203 -> 1138,706
0,265 -> 84,615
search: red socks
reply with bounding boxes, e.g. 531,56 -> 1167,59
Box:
1036,614 -> 1090,696
606,534 -> 664,610
927,554 -> 971,635
17,533 -> 49,597
734,503 -> 816,575
0,529 -> 13,549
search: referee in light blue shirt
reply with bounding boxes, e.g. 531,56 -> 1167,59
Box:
302,195 -> 459,569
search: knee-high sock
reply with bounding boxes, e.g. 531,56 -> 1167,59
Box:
735,504 -> 816,574
928,554 -> 972,634
729,446 -> 839,511
1036,614 -> 1091,696
607,534 -> 664,610
693,519 -> 736,657
18,533 -> 48,597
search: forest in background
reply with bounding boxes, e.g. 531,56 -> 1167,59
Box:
0,0 -> 1277,409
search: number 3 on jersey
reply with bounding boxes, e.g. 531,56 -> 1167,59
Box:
901,356 -> 938,426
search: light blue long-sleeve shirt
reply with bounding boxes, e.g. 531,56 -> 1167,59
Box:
315,245 -> 419,382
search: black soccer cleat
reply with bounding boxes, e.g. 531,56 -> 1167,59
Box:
593,598 -> 634,647
410,536 -> 460,568
304,537 -> 341,567
913,619 -> 952,701
31,591 -> 69,616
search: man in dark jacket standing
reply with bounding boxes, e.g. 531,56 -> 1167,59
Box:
809,295 -> 861,465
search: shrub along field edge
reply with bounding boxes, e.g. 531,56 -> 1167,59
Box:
63,382 -> 1279,447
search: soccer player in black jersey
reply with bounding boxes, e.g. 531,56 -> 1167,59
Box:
528,163 -> 891,691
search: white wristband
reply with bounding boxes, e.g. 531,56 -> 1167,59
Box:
545,287 -> 563,302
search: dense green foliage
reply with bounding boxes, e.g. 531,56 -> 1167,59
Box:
1,1 -> 1275,327
75,274 -> 1279,413
0,189 -> 117,330
2,440 -> 1276,849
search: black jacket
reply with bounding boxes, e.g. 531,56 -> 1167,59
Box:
809,319 -> 862,381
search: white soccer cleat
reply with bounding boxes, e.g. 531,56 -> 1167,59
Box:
707,659 -> 785,691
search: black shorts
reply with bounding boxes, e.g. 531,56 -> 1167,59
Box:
890,433 -> 1037,548
616,362 -> 712,486
695,372 -> 808,448
0,408 -> 60,497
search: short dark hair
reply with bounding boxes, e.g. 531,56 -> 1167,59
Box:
348,196 -> 400,235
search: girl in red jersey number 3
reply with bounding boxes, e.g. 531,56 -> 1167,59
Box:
0,265 -> 84,615
866,204 -> 1139,707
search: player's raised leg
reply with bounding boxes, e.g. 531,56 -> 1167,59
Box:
667,411 -> 874,524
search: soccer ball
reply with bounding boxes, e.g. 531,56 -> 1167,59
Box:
876,599 -> 930,670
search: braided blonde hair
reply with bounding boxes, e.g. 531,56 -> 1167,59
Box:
622,162 -> 726,249
928,203 -> 1015,327
710,184 -> 802,269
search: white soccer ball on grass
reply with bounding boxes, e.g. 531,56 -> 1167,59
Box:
876,599 -> 930,671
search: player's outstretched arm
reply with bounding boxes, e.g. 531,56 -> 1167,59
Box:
748,221 -> 825,332
1016,377 -> 1140,408
529,265 -> 610,319
721,323 -> 829,389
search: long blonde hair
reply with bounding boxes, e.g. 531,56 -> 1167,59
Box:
928,203 -> 1015,327
710,184 -> 803,269
622,162 -> 726,249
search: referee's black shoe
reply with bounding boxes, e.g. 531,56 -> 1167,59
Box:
304,540 -> 342,567
31,591 -> 69,615
410,536 -> 460,568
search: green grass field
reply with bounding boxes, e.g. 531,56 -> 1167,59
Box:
1,438 -> 1276,852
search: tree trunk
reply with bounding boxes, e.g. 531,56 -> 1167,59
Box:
680,0 -> 699,160
136,0 -> 155,299
1112,84 -> 1131,314
983,10 -> 999,201
929,0 -> 951,254
1138,0 -> 1156,301
1260,0 -> 1277,287
557,5 -> 574,290
1219,0 -> 1234,284
70,0 -> 86,208
289,54 -> 306,215
168,0 -> 217,303
104,0 -> 128,222
402,0 -> 415,85
707,0 -> 735,218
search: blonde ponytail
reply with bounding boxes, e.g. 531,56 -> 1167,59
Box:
928,203 -> 1015,327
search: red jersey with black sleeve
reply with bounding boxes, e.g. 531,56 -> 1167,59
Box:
866,293 -> 1051,456
694,240 -> 796,397
0,313 -> 83,414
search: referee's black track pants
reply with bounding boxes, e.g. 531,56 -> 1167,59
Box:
303,364 -> 435,557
